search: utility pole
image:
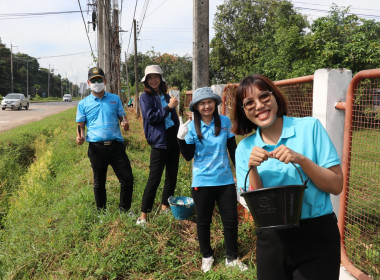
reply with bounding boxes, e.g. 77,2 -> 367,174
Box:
133,19 -> 140,117
48,64 -> 50,97
10,44 -> 18,92
110,0 -> 121,98
97,0 -> 111,89
124,51 -> 130,99
193,0 -> 209,90
26,60 -> 29,96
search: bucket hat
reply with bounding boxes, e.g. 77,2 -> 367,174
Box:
141,65 -> 166,82
189,87 -> 221,112
88,67 -> 105,80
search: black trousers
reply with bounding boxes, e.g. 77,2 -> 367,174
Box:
256,213 -> 341,280
191,184 -> 238,260
88,141 -> 134,211
140,126 -> 180,213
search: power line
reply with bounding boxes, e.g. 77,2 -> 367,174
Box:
145,0 -> 169,19
78,0 -> 96,60
138,0 -> 151,35
293,1 -> 380,13
291,1 -> 380,20
0,10 -> 81,20
126,0 -> 139,54
294,6 -> 380,19
37,51 -> 91,59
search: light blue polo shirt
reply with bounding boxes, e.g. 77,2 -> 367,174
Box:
185,115 -> 235,188
235,116 -> 341,219
76,92 -> 125,143
160,94 -> 175,129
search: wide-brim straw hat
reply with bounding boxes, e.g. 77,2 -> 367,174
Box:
189,87 -> 221,112
141,65 -> 166,82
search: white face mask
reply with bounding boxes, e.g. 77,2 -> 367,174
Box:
90,82 -> 105,93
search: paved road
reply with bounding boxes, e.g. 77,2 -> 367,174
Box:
0,101 -> 78,133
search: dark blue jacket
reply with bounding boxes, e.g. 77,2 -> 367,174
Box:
139,91 -> 180,149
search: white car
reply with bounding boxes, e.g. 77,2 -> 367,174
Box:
1,93 -> 30,110
63,94 -> 72,102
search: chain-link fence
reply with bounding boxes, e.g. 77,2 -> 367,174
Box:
339,69 -> 380,280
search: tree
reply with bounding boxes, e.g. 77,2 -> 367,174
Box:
210,1 -> 380,83
121,50 -> 192,93
306,5 -> 380,74
0,39 -> 79,97
33,84 -> 41,96
210,0 -> 309,83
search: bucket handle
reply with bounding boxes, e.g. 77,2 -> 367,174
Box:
243,162 -> 309,192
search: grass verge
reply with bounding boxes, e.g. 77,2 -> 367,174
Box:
0,108 -> 257,279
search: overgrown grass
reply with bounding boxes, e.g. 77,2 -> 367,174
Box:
0,108 -> 257,279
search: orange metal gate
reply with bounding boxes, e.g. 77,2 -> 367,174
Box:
337,69 -> 380,280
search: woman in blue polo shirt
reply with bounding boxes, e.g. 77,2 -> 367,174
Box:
232,74 -> 343,280
177,87 -> 248,273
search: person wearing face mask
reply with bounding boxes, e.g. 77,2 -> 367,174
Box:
232,74 -> 343,279
76,66 -> 134,214
136,65 -> 180,226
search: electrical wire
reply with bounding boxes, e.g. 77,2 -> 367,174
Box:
126,0 -> 139,54
0,11 -> 81,21
0,11 -> 81,17
37,51 -> 91,59
138,0 -> 150,35
294,6 -> 380,19
145,0 -> 168,19
293,1 -> 380,13
78,0 -> 96,60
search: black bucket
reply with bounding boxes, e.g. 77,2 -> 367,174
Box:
240,162 -> 308,230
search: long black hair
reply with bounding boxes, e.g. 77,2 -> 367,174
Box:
193,101 -> 221,142
143,76 -> 168,95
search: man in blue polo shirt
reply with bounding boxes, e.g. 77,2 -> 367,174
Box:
76,66 -> 134,213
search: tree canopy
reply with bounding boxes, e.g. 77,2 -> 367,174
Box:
0,41 -> 74,98
122,50 -> 192,94
210,0 -> 380,83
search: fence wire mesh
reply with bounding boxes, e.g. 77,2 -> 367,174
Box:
275,82 -> 313,117
343,77 -> 380,279
220,79 -> 314,119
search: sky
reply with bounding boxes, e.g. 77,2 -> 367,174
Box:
0,0 -> 379,85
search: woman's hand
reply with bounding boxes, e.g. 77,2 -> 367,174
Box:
270,144 -> 304,164
270,145 -> 343,195
248,146 -> 271,167
168,96 -> 178,108
247,146 -> 268,190
177,116 -> 190,140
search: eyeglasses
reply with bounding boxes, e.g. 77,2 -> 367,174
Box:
242,91 -> 272,110
90,77 -> 104,83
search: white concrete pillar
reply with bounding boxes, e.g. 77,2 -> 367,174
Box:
211,84 -> 226,114
313,68 -> 352,216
